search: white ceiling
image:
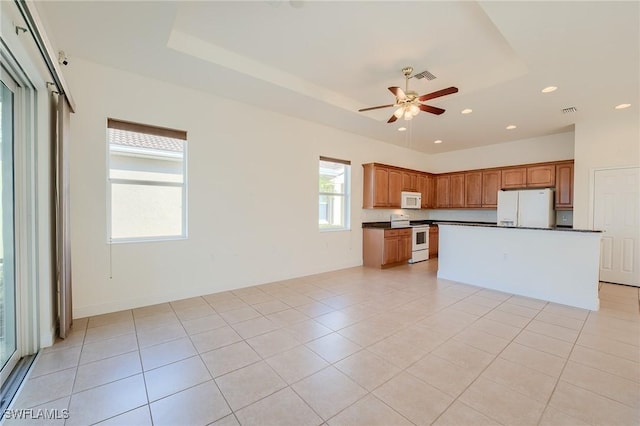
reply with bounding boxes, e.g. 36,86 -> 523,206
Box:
36,1 -> 639,154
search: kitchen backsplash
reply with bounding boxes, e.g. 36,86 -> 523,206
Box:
427,209 -> 498,223
360,208 -> 429,222
556,210 -> 573,226
361,208 -> 573,226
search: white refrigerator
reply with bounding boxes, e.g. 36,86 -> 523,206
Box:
497,189 -> 555,228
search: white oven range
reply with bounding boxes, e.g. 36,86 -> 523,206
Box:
409,224 -> 430,263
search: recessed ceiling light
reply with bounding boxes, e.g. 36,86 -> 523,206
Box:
398,127 -> 407,132
461,108 -> 473,114
506,125 -> 517,130
434,140 -> 443,144
541,86 -> 558,93
615,103 -> 631,110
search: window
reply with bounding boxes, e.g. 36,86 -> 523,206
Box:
107,119 -> 187,242
319,156 -> 350,231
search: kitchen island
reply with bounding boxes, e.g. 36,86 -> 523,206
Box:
436,223 -> 602,310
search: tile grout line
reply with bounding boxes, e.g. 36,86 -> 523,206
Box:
533,305 -> 592,426
422,293 -> 548,426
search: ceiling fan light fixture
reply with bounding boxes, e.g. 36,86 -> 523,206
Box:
403,110 -> 413,120
393,107 -> 404,119
409,104 -> 420,115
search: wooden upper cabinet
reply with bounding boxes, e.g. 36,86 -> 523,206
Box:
435,175 -> 450,208
555,161 -> 574,209
501,167 -> 527,189
527,164 -> 555,188
373,167 -> 389,206
363,164 -> 389,208
450,173 -> 466,208
402,171 -> 418,192
362,163 -> 403,208
417,173 -> 433,208
388,169 -> 403,207
465,171 -> 483,208
364,160 -> 572,210
482,169 -> 501,207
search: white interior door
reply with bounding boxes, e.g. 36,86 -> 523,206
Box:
594,167 -> 640,286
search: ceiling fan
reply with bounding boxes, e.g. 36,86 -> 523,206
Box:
359,66 -> 459,123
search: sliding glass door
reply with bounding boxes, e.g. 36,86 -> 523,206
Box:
0,72 -> 17,384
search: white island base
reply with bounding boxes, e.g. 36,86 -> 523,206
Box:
437,224 -> 602,311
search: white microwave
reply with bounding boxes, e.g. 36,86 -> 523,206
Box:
401,191 -> 422,209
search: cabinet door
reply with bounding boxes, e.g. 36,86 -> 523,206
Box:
399,234 -> 412,261
482,170 -> 501,207
428,227 -> 438,257
417,174 -> 428,208
402,171 -> 418,191
373,167 -> 389,207
388,169 -> 403,207
435,175 -> 450,208
383,236 -> 399,265
450,173 -> 465,208
555,162 -> 573,209
501,167 -> 527,189
527,164 -> 555,187
465,171 -> 482,208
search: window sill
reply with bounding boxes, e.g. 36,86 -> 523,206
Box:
319,227 -> 351,233
108,235 -> 187,244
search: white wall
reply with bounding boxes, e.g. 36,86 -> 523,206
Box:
573,113 -> 640,229
425,131 -> 575,173
64,57 -> 432,318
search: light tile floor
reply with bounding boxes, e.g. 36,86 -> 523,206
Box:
8,260 -> 640,425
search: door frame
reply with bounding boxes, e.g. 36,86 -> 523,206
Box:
0,42 -> 40,387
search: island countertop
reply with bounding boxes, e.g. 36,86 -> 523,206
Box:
435,222 -> 601,233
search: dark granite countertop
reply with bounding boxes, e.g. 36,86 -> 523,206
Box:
362,220 -> 495,230
435,222 -> 601,233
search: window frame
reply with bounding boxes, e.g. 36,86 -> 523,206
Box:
106,118 -> 188,244
318,156 -> 351,232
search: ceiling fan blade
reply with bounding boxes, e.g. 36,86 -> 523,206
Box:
418,86 -> 459,102
358,104 -> 395,112
387,114 -> 398,123
419,104 -> 445,115
388,87 -> 407,100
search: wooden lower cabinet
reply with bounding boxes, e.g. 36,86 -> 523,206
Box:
428,226 -> 439,258
363,228 -> 412,268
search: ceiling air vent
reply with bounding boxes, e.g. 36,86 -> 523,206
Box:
413,69 -> 437,80
562,106 -> 578,114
